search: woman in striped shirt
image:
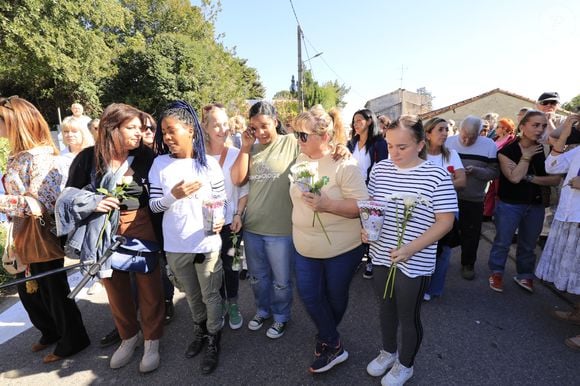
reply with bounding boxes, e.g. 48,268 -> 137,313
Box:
364,116 -> 457,386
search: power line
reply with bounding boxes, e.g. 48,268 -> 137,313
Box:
303,36 -> 367,100
288,0 -> 301,27
288,0 -> 368,103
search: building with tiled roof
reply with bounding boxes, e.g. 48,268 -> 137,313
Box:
418,88 -> 570,122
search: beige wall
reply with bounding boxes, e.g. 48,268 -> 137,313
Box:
366,89 -> 431,119
433,93 -> 535,124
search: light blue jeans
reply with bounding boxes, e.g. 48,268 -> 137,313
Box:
243,231 -> 295,323
488,200 -> 544,279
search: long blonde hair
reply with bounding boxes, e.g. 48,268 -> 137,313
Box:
0,96 -> 58,155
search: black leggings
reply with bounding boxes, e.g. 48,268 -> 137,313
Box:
372,266 -> 429,367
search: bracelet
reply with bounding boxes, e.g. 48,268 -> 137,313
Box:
521,156 -> 531,162
233,213 -> 242,217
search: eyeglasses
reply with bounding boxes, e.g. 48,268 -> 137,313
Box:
540,100 -> 558,106
294,131 -> 310,142
141,126 -> 155,133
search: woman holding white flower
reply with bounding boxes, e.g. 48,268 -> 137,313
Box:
364,115 -> 457,386
290,106 -> 368,374
202,103 -> 249,330
66,103 -> 164,373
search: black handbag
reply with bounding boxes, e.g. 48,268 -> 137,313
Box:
110,237 -> 160,273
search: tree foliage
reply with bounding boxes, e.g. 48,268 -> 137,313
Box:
0,0 -> 264,122
274,70 -> 349,113
562,94 -> 580,112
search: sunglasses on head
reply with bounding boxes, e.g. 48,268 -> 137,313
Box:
0,95 -> 18,110
540,100 -> 558,106
294,131 -> 310,142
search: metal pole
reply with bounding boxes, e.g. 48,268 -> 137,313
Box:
0,263 -> 84,290
297,25 -> 304,112
68,236 -> 126,299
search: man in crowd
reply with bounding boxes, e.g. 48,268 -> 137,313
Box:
447,116 -> 499,280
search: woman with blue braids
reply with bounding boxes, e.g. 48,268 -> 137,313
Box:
148,100 -> 226,375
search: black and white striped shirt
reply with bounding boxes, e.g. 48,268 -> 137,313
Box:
368,160 -> 458,277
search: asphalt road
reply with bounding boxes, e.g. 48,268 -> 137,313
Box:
0,223 -> 578,385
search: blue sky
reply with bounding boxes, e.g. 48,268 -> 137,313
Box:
197,0 -> 579,118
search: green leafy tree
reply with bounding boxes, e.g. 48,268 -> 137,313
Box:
0,0 -> 130,121
562,94 -> 580,112
0,0 -> 263,122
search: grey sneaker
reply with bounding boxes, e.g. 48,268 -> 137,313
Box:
381,360 -> 413,386
367,350 -> 397,377
266,321 -> 287,339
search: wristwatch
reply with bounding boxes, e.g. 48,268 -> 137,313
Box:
525,174 -> 534,183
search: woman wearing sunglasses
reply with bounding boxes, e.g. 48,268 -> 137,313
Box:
231,101 -> 348,340
290,105 -> 368,373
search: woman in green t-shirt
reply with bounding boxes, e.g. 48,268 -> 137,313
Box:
231,101 -> 298,339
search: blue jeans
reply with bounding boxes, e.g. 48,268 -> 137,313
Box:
295,245 -> 363,346
243,231 -> 295,323
488,200 -> 544,279
426,245 -> 451,297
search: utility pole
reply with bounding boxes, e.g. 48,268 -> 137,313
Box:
297,25 -> 304,112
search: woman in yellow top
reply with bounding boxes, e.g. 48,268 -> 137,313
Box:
290,106 -> 368,374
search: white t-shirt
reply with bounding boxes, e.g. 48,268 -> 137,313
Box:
55,151 -> 77,189
209,147 -> 249,225
426,149 -> 464,173
545,147 -> 580,223
368,160 -> 458,278
148,155 -> 226,254
352,143 -> 371,181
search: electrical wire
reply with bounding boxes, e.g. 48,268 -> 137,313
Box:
288,0 -> 367,101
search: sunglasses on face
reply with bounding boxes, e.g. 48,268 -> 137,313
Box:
141,126 -> 155,133
540,100 -> 558,106
294,131 -> 310,142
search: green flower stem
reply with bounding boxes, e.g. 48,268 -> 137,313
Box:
314,212 -> 331,244
96,210 -> 112,249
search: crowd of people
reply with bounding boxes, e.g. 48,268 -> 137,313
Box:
0,90 -> 578,385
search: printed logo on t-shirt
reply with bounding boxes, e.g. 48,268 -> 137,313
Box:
250,160 -> 280,181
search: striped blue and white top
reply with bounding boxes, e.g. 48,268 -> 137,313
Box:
368,159 -> 458,278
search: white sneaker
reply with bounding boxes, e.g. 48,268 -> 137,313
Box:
139,339 -> 160,373
367,350 -> 397,377
110,331 -> 142,369
423,293 -> 431,301
381,360 -> 414,386
87,280 -> 104,295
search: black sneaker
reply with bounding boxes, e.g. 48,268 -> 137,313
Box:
461,265 -> 475,280
239,269 -> 248,280
363,262 -> 373,279
99,328 -> 121,348
248,314 -> 270,331
309,342 -> 349,373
